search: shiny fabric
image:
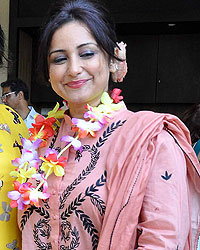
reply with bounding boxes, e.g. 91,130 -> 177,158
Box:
0,104 -> 29,250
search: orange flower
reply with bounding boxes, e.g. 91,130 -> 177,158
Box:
33,115 -> 56,136
29,115 -> 57,146
29,126 -> 48,141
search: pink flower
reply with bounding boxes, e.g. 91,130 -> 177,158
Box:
61,135 -> 82,151
84,104 -> 111,125
12,149 -> 40,170
32,173 -> 48,192
111,42 -> 128,83
72,118 -> 103,138
8,180 -> 50,209
21,138 -> 42,151
7,181 -> 32,210
110,88 -> 123,103
29,189 -> 50,207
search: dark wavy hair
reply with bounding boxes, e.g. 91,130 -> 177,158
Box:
182,104 -> 200,144
1,78 -> 29,101
37,0 -> 121,82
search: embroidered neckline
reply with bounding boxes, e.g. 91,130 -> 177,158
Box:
7,89 -> 123,210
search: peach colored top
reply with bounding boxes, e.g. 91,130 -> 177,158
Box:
19,103 -> 200,250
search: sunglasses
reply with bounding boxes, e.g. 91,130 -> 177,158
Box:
1,91 -> 16,101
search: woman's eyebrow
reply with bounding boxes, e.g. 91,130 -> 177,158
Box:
49,49 -> 65,57
49,43 -> 98,57
77,42 -> 98,49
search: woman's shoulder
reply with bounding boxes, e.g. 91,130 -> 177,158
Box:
113,108 -> 174,127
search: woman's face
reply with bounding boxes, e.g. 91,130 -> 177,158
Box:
48,21 -> 110,106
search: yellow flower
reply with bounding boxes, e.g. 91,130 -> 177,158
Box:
47,102 -> 65,128
47,102 -> 65,121
10,167 -> 36,184
40,153 -> 66,177
98,92 -> 122,112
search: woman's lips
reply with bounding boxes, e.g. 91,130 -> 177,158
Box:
66,79 -> 88,89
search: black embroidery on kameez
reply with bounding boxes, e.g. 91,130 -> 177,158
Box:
59,145 -> 100,209
43,198 -> 50,209
60,172 -> 107,250
33,219 -> 52,250
20,206 -> 50,230
85,171 -> 107,216
49,127 -> 59,149
20,120 -> 126,249
60,120 -> 126,208
74,150 -> 83,162
60,221 -> 80,249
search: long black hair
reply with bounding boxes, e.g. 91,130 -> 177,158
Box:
37,0 -> 120,82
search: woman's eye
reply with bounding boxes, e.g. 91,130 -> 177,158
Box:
53,56 -> 67,64
80,51 -> 95,58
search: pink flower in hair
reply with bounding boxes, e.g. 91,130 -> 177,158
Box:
111,42 -> 128,83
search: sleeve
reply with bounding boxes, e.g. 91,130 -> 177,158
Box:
137,129 -> 190,250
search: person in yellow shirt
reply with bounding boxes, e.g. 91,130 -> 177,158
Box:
0,104 -> 29,249
0,26 -> 29,250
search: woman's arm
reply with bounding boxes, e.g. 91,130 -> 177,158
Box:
137,129 -> 190,250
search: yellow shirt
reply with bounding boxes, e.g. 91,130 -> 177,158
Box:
0,104 -> 29,249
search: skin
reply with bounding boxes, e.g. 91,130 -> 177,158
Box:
48,21 -> 112,118
2,86 -> 19,110
2,86 -> 30,119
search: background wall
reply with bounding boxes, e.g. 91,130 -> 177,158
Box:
0,0 -> 10,98
7,0 -> 200,118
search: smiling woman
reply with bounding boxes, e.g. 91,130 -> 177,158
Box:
48,21 -> 110,113
17,0 -> 200,250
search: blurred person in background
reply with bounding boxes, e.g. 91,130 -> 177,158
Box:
1,78 -> 39,129
0,25 -> 29,249
182,104 -> 200,160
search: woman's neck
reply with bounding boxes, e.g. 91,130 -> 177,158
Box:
68,99 -> 102,119
68,103 -> 86,119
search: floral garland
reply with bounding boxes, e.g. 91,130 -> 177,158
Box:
7,89 -> 124,210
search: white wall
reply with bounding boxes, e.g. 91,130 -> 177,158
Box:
0,0 -> 10,98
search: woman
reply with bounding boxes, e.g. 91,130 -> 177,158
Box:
17,0 -> 200,249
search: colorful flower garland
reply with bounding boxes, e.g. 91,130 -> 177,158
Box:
7,89 -> 123,210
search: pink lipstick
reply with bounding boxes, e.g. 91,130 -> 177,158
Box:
67,79 -> 88,89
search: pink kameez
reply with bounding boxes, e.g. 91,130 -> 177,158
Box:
19,103 -> 200,250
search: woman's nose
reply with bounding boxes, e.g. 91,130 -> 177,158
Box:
67,57 -> 82,76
